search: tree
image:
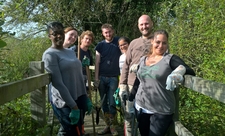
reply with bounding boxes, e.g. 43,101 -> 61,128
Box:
0,0 -> 7,48
2,0 -> 164,40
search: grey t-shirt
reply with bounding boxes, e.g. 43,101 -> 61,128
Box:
42,47 -> 87,109
135,54 -> 175,114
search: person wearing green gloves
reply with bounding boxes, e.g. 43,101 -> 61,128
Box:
78,30 -> 94,88
42,22 -> 92,136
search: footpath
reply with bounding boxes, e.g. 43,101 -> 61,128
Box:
84,112 -> 124,136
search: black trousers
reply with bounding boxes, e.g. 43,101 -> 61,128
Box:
136,109 -> 173,136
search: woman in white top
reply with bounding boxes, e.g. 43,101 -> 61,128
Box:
118,37 -> 131,136
118,37 -> 130,74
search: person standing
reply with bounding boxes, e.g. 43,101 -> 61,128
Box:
78,30 -> 94,86
94,23 -> 121,136
119,14 -> 154,136
113,37 -> 130,108
48,26 -> 78,102
129,30 -> 196,136
42,22 -> 92,136
63,27 -> 78,52
118,37 -> 130,74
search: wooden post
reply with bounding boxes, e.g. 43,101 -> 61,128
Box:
29,61 -> 46,126
77,36 -> 81,60
86,66 -> 96,136
168,88 -> 179,136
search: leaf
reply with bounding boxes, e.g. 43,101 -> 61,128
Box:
0,39 -> 7,48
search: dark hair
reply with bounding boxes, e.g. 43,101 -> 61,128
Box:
147,30 -> 169,55
153,30 -> 168,39
118,37 -> 130,44
47,22 -> 64,33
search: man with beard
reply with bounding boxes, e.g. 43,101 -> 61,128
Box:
119,14 -> 154,136
94,23 -> 121,136
42,22 -> 92,136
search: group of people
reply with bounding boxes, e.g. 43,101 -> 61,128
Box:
42,14 -> 196,136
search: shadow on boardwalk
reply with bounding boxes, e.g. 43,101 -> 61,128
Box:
84,112 -> 124,136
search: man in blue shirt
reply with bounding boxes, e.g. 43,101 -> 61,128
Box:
94,23 -> 121,136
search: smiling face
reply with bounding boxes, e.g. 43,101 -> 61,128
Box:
49,27 -> 65,48
138,15 -> 153,38
152,34 -> 168,55
63,29 -> 78,48
81,35 -> 93,47
118,39 -> 129,54
102,28 -> 114,42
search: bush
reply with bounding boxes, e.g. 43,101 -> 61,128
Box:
0,36 -> 50,135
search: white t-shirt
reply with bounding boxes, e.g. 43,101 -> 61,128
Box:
119,53 -> 126,74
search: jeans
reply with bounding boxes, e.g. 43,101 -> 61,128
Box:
123,85 -> 134,136
52,95 -> 88,136
135,108 -> 173,136
98,76 -> 118,115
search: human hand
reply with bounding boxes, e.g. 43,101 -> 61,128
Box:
93,80 -> 100,89
129,64 -> 139,73
126,100 -> 135,114
82,56 -> 90,67
119,84 -> 128,104
86,98 -> 93,115
166,65 -> 186,91
69,109 -> 80,125
113,88 -> 121,107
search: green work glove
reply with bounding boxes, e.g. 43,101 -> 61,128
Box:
113,88 -> 121,107
69,109 -> 80,125
86,98 -> 93,115
82,56 -> 90,67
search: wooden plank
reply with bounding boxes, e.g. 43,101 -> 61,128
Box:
84,111 -> 124,136
174,121 -> 194,136
184,75 -> 225,104
168,88 -> 180,136
0,73 -> 50,105
29,61 -> 48,126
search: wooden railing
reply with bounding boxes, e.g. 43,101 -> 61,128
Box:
0,61 -> 225,136
0,61 -> 51,135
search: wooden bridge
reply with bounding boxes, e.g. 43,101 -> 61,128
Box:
0,61 -> 225,136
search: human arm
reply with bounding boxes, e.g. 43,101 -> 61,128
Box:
119,43 -> 132,85
166,55 -> 196,91
89,50 -> 94,66
170,55 -> 196,76
128,77 -> 140,101
43,52 -> 77,108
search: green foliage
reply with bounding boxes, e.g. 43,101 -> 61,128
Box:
164,0 -> 225,82
152,0 -> 225,135
1,0 -> 225,135
0,36 -> 49,83
0,95 -> 32,135
2,0 -> 162,40
0,39 -> 6,47
179,88 -> 225,135
0,36 -> 50,135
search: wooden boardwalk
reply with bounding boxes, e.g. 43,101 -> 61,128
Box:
84,112 -> 124,136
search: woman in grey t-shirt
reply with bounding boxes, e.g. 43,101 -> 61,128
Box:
129,30 -> 195,136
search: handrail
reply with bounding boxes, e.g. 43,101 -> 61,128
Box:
184,75 -> 225,104
1,62 -> 225,136
0,73 -> 50,105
